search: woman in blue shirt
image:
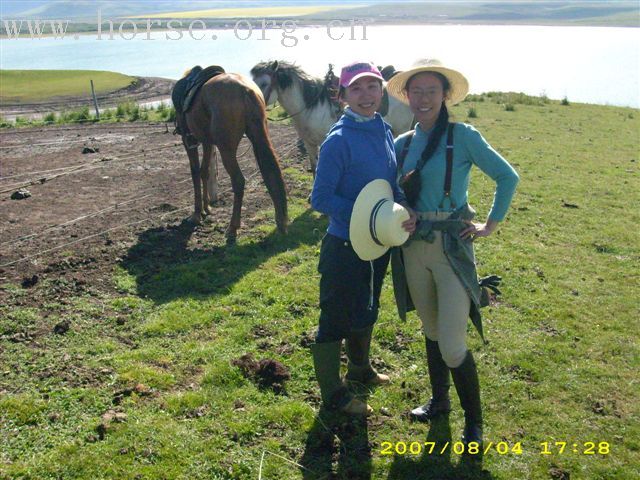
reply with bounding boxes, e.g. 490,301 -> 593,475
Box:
387,59 -> 519,445
310,61 -> 416,416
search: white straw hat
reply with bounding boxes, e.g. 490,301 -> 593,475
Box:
350,179 -> 410,261
387,58 -> 469,106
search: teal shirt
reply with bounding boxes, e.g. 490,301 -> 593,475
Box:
394,122 -> 519,221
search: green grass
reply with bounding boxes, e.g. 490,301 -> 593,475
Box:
0,70 -> 135,103
1,96 -> 639,479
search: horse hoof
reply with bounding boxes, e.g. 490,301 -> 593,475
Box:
277,221 -> 288,235
189,213 -> 203,225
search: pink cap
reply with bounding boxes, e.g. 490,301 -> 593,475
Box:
339,61 -> 383,88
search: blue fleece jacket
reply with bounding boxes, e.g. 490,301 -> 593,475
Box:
311,112 -> 404,240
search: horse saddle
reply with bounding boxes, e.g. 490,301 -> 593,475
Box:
172,65 -> 226,115
379,65 -> 399,81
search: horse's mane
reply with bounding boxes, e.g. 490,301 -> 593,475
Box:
251,60 -> 332,109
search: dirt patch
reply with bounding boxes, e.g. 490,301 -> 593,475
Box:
379,330 -> 413,353
548,465 -> 570,480
231,353 -> 291,394
0,76 -> 175,120
0,120 -> 300,289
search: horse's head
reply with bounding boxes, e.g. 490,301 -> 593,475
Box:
250,60 -> 280,106
323,64 -> 340,102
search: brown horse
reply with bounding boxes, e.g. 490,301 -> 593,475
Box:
176,70 -> 288,241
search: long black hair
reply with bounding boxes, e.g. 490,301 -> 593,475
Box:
405,71 -> 450,166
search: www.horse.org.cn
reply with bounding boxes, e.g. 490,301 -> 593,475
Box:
2,10 -> 373,47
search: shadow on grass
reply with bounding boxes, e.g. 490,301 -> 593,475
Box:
120,209 -> 324,305
387,416 -> 495,480
300,406 -> 372,480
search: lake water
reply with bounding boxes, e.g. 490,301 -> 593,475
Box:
1,24 -> 638,107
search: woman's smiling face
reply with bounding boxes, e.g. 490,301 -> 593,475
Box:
342,76 -> 383,117
406,72 -> 447,129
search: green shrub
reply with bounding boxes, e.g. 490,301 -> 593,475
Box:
0,116 -> 12,128
116,101 -> 136,119
467,106 -> 478,118
59,106 -> 91,123
164,107 -> 176,122
505,103 -> 516,112
561,96 -> 570,106
464,94 -> 484,103
128,104 -> 140,122
43,112 -> 56,123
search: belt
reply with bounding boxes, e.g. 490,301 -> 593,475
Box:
412,218 -> 467,243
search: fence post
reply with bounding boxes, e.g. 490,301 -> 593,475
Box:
90,79 -> 100,120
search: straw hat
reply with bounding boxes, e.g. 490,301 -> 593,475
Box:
350,179 -> 410,261
387,59 -> 469,106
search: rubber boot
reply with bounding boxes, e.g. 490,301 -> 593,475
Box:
410,338 -> 452,422
345,326 -> 390,386
311,341 -> 372,416
450,350 -> 483,445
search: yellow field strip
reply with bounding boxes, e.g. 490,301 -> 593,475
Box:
128,6 -> 355,19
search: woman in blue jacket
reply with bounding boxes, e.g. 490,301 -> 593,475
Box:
310,61 -> 416,415
387,59 -> 519,444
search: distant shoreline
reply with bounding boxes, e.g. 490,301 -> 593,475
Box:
1,17 -> 638,40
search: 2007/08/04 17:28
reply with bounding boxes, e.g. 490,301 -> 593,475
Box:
380,441 -> 611,456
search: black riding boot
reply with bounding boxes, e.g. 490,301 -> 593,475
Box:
410,338 -> 452,422
450,350 -> 483,445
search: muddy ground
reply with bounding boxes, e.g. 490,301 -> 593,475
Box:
0,76 -> 175,119
0,120 -> 305,309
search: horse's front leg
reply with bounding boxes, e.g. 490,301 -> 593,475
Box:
183,138 -> 204,224
201,143 -> 217,214
305,141 -> 318,177
218,144 -> 244,243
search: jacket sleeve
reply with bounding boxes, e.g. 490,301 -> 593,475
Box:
463,125 -> 519,221
311,135 -> 354,223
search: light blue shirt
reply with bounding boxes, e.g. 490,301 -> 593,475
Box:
394,122 -> 519,221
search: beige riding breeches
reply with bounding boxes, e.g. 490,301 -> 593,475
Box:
402,211 -> 471,368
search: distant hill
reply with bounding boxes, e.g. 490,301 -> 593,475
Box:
1,0 -> 369,19
299,1 -> 640,27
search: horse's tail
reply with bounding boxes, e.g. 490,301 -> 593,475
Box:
243,86 -> 288,234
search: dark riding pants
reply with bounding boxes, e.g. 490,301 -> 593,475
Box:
316,234 -> 390,343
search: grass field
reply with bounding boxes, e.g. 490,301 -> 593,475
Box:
0,70 -> 135,103
1,94 -> 639,479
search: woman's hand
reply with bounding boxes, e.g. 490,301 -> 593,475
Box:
460,219 -> 499,241
402,206 -> 417,234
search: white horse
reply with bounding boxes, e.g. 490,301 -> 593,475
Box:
250,60 -> 414,174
